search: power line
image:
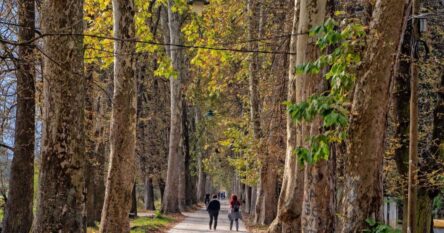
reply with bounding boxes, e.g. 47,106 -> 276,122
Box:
0,21 -> 305,55
0,20 -> 296,46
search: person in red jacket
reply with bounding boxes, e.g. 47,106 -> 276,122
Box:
228,194 -> 241,231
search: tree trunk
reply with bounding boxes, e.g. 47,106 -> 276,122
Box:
247,0 -> 265,224
93,116 -> 107,223
159,178 -> 165,204
197,161 -> 206,202
85,66 -> 106,227
416,192 -> 433,233
195,108 -> 207,202
261,162 -> 278,225
268,1 -> 303,232
161,0 -> 186,214
260,0 -> 292,225
99,0 -> 137,231
144,176 -> 155,210
130,183 -> 137,217
196,153 -> 206,202
2,0 -> 35,232
339,0 -> 406,231
182,99 -> 189,208
244,186 -> 252,214
407,1 -> 420,232
297,1 -> 336,232
31,0 -> 85,231
183,101 -> 195,206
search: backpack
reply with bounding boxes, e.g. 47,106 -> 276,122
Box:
232,202 -> 240,212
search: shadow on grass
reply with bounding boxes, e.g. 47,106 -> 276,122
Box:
87,215 -> 175,233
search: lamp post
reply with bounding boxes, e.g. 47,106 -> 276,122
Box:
187,0 -> 210,14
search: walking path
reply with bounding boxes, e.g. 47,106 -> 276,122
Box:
168,200 -> 249,233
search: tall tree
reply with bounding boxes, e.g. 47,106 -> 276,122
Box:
162,0 -> 186,213
339,0 -> 406,231
259,0 -> 292,224
31,0 -> 85,231
144,176 -> 155,210
195,108 -> 207,202
407,1 -> 420,232
2,0 -> 35,232
99,0 -> 137,231
268,1 -> 303,232
248,0 -> 265,224
297,1 -> 336,232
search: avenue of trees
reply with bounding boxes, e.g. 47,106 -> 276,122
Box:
0,0 -> 443,232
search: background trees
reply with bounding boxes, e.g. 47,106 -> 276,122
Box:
0,0 -> 442,232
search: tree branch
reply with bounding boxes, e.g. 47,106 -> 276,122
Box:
0,142 -> 14,152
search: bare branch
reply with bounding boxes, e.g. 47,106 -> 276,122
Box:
0,142 -> 14,152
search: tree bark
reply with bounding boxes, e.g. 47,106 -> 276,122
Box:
339,0 -> 406,231
407,1 -> 420,232
268,1 -> 303,232
415,192 -> 433,233
196,109 -> 206,202
297,1 -> 336,232
130,183 -> 137,217
85,66 -> 105,227
2,0 -> 35,232
159,178 -> 166,204
144,176 -> 155,210
99,0 -> 137,231
183,100 -> 196,206
31,0 -> 85,231
246,0 -> 265,224
162,0 -> 186,214
244,186 -> 252,214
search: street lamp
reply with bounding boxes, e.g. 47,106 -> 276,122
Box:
187,0 -> 210,15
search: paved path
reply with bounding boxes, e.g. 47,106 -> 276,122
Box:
168,200 -> 249,233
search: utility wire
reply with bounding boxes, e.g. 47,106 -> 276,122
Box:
0,21 -> 306,55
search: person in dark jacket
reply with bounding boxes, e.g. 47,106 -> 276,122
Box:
207,194 -> 221,230
205,193 -> 211,206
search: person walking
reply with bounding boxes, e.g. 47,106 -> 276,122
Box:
228,194 -> 241,231
205,193 -> 211,206
207,194 -> 221,230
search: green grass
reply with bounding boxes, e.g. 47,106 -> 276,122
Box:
131,215 -> 174,233
87,215 -> 174,233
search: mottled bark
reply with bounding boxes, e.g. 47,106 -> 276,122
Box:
99,0 -> 137,231
85,67 -> 105,227
31,0 -> 85,231
297,1 -> 335,233
162,0 -> 186,213
2,0 -> 35,232
339,0 -> 406,231
259,0 -> 291,225
268,1 -> 302,232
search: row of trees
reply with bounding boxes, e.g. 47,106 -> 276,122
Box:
0,0 -> 443,232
